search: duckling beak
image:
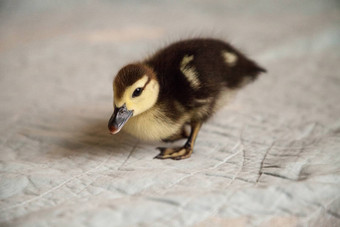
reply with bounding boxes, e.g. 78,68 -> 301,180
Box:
108,103 -> 133,134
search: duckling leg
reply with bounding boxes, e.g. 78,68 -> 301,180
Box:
155,122 -> 202,160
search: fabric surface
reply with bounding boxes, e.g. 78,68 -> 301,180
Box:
1,0 -> 340,226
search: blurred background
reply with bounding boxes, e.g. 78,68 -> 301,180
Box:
1,0 -> 339,118
1,1 -> 340,226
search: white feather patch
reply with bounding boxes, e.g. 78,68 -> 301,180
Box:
222,51 -> 238,66
180,55 -> 200,89
195,97 -> 213,105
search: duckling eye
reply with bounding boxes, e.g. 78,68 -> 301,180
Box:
132,87 -> 143,98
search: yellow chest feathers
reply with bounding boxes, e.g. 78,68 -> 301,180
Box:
122,106 -> 186,141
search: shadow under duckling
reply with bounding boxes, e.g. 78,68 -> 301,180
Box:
108,38 -> 266,160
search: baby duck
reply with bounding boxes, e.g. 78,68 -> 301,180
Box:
108,38 -> 266,160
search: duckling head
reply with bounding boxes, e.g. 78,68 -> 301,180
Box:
108,64 -> 159,134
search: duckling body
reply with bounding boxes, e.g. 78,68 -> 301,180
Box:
108,38 -> 266,160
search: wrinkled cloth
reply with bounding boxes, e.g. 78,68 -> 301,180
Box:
0,0 -> 339,226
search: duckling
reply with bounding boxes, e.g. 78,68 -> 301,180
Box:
108,38 -> 266,160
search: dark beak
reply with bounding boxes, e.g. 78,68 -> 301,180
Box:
108,103 -> 133,134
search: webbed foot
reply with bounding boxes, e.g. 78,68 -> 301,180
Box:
154,145 -> 193,160
155,121 -> 202,160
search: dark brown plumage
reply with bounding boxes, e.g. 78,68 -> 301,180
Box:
144,38 -> 266,122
